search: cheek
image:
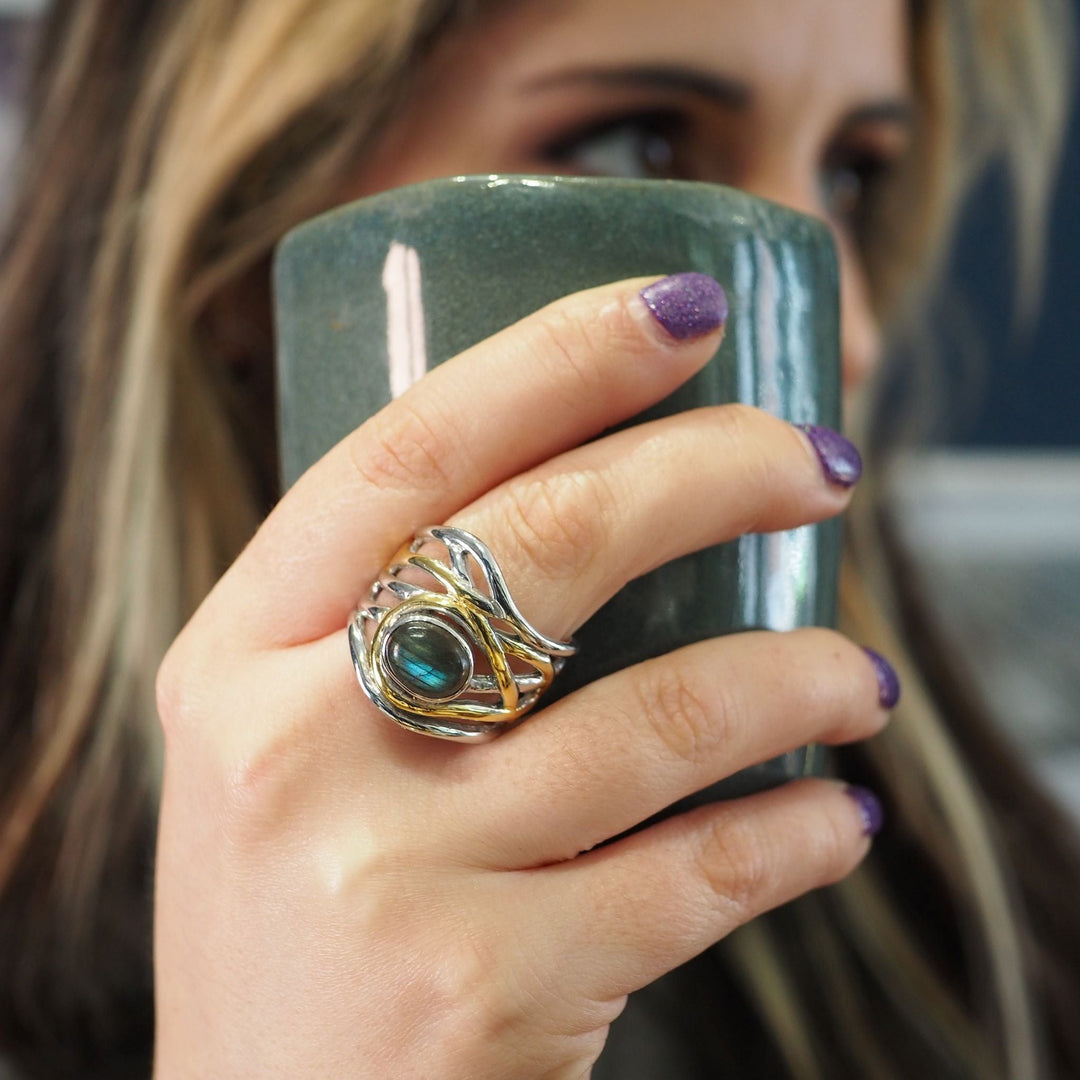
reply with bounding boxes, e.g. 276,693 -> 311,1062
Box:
835,234 -> 882,393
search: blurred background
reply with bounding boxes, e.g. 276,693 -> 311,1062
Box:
882,10 -> 1080,818
1,1 -> 1077,809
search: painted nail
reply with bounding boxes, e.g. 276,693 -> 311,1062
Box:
863,647 -> 901,709
640,272 -> 728,340
796,424 -> 863,488
845,784 -> 885,837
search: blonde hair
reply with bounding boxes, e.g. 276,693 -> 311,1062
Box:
0,0 -> 1075,1073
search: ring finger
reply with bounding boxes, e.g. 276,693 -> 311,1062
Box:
469,625 -> 889,867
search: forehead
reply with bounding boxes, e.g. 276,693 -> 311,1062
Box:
480,0 -> 909,100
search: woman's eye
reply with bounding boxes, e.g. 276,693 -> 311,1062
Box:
539,110 -> 687,180
820,150 -> 893,231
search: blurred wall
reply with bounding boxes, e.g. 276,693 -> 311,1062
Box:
922,10 -> 1079,449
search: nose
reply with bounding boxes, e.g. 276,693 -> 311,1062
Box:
737,170 -> 882,393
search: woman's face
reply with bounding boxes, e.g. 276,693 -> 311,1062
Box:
351,0 -> 912,395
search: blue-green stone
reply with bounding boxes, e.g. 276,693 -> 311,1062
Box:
385,621 -> 471,701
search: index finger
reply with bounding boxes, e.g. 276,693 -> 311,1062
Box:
205,273 -> 728,649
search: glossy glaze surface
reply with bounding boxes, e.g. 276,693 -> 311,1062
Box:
275,175 -> 841,800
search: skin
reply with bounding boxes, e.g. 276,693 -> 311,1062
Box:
356,0 -> 912,390
154,1 -> 908,1076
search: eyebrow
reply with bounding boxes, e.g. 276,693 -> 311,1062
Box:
522,63 -> 915,130
522,64 -> 754,110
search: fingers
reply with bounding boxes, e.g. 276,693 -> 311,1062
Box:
448,406 -> 856,642
469,628 -> 889,867
207,274 -> 727,650
511,777 -> 874,1004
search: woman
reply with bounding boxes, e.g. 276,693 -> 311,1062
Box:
1,0 -> 1078,1076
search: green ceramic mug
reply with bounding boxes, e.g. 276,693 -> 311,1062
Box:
274,174 -> 840,801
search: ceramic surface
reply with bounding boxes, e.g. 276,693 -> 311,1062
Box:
275,175 -> 841,801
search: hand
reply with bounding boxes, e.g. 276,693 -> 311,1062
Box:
153,275 -> 890,1079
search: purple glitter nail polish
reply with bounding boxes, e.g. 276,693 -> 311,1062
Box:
796,424 -> 863,488
844,785 -> 885,837
640,272 -> 728,340
862,647 -> 901,709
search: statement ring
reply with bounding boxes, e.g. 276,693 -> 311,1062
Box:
349,526 -> 577,741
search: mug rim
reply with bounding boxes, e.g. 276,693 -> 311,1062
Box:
277,172 -> 831,258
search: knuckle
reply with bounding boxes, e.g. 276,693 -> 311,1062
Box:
350,400 -> 458,495
501,469 -> 607,581
531,290 -> 651,394
215,722 -> 308,846
431,928 -> 527,1052
529,307 -> 607,411
466,923 -> 614,1056
815,794 -> 862,885
154,644 -> 316,850
155,637 -> 200,740
714,402 -> 766,448
634,662 -> 718,768
711,404 -> 778,530
695,813 -> 775,924
795,628 -> 879,743
590,287 -> 665,357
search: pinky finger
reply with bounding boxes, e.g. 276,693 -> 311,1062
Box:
517,778 -> 878,1005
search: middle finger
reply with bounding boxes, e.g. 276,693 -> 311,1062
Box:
448,405 -> 860,641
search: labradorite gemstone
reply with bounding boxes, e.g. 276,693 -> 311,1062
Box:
385,620 -> 471,701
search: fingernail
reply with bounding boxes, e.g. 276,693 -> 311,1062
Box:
795,424 -> 862,488
640,272 -> 728,340
844,784 -> 884,837
862,647 -> 901,709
